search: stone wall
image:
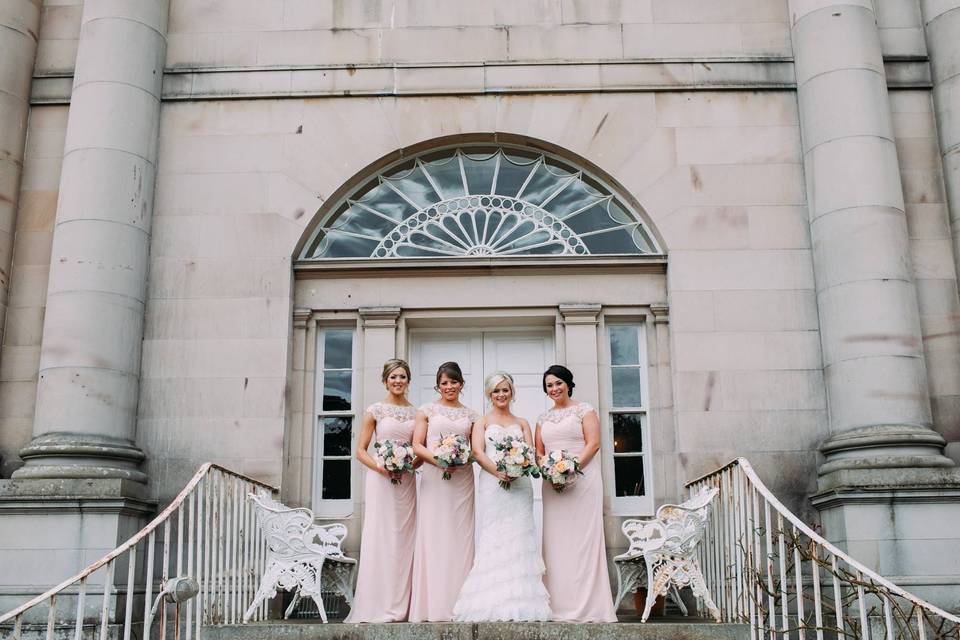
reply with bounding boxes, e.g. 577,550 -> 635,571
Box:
1,0 -> 957,516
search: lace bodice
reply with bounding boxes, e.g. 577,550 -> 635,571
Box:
538,402 -> 595,455
366,402 -> 415,441
420,402 -> 478,422
419,402 -> 478,445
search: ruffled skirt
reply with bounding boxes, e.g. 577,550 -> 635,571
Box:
452,473 -> 551,621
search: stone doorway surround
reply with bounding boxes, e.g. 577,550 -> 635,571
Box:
283,257 -> 670,555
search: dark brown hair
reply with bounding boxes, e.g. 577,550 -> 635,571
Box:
542,364 -> 575,397
435,361 -> 465,388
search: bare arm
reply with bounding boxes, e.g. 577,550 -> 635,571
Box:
412,410 -> 440,467
471,416 -> 505,480
577,408 -> 602,468
520,419 -> 534,448
355,412 -> 394,479
535,422 -> 545,460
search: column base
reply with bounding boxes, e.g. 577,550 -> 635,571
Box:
811,476 -> 960,611
13,432 -> 147,483
0,478 -> 155,624
818,424 -> 955,491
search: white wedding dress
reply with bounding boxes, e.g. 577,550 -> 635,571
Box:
451,424 -> 552,621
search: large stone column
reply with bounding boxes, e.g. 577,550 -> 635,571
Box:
793,1 -> 960,607
0,0 -> 41,367
13,1 -> 170,482
920,2 -> 960,285
790,0 -> 955,488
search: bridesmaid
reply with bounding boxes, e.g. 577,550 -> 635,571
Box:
344,359 -> 418,623
535,364 -> 617,623
409,361 -> 479,622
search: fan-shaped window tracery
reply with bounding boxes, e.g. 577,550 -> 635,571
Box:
299,146 -> 660,260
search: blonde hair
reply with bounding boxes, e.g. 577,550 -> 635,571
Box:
484,371 -> 516,401
381,359 -> 411,384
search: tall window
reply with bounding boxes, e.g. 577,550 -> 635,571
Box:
607,323 -> 652,513
313,328 -> 355,516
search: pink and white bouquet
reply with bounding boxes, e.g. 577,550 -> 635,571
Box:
540,449 -> 583,493
491,435 -> 540,490
373,439 -> 416,485
433,434 -> 474,480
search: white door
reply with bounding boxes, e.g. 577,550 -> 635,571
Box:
409,328 -> 554,542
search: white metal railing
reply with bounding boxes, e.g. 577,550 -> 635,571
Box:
0,463 -> 277,639
686,458 -> 960,640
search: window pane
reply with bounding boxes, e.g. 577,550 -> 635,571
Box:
323,370 -> 352,411
612,413 -> 644,453
609,325 -> 640,365
323,330 -> 353,370
611,366 -> 642,407
322,417 -> 352,457
614,456 -> 645,497
321,459 -> 351,500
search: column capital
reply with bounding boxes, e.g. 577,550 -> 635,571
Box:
292,307 -> 312,329
359,306 -> 401,328
559,303 -> 601,325
650,302 -> 669,324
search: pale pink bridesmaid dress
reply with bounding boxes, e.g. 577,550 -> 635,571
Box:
344,402 -> 417,623
408,402 -> 478,622
539,402 -> 617,622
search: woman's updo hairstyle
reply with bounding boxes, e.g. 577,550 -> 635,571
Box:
381,358 -> 411,384
435,361 -> 465,388
542,364 -> 576,397
484,371 -> 516,402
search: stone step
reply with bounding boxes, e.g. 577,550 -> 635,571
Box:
202,620 -> 750,640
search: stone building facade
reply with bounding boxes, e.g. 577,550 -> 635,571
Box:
1,0 -> 960,614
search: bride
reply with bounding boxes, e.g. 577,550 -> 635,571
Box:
452,372 -> 552,621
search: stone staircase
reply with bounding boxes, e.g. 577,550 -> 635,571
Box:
202,620 -> 750,640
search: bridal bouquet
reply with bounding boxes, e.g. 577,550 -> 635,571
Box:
373,439 -> 416,485
491,435 -> 540,490
433,434 -> 474,480
541,449 -> 583,492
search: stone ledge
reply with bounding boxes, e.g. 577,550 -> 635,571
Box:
814,466 -> 960,494
29,59 -> 931,105
202,621 -> 750,640
0,478 -> 155,516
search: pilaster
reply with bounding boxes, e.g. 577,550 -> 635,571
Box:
919,0 -> 960,287
0,0 -> 41,420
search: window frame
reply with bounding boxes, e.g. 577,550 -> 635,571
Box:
602,317 -> 654,515
311,325 -> 358,518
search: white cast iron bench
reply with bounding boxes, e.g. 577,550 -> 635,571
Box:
613,487 -> 721,622
243,493 -> 356,623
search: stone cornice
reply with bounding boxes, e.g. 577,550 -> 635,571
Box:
29,59 -> 931,105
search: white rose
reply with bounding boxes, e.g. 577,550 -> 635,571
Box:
550,450 -> 562,461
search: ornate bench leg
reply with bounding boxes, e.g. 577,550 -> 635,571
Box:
690,566 -> 721,622
284,593 -> 300,620
670,585 -> 688,616
243,562 -> 282,623
613,562 -> 642,610
642,559 -> 679,623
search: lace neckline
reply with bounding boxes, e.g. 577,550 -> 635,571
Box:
539,402 -> 593,424
368,402 -> 416,421
422,402 -> 477,421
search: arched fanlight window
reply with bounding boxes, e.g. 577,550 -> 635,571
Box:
299,145 -> 660,260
